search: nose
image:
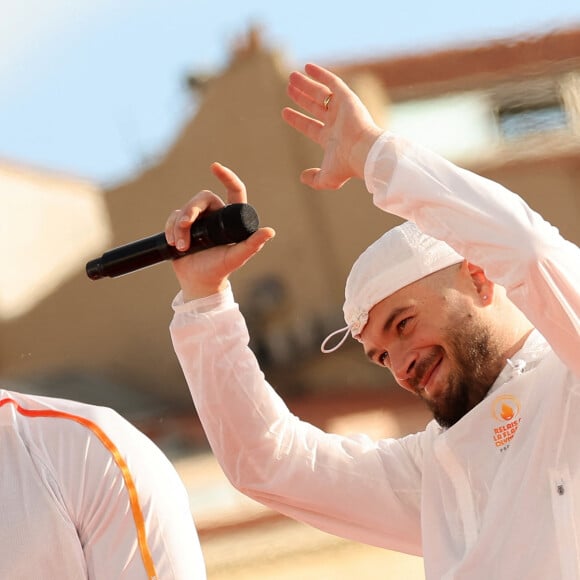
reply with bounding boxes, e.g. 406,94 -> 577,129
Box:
390,348 -> 419,391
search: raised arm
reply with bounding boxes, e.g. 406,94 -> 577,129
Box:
168,164 -> 424,554
283,63 -> 580,376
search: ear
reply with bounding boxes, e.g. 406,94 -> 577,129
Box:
465,262 -> 494,306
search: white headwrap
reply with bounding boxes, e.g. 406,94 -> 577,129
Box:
321,221 -> 463,353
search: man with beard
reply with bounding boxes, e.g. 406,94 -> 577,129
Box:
166,64 -> 579,579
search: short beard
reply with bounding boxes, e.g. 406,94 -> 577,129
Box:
419,320 -> 503,429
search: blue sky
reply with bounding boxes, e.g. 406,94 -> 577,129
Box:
2,0 -> 580,186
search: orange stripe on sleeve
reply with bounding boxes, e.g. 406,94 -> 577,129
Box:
0,397 -> 158,580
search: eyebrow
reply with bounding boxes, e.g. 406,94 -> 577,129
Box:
365,305 -> 414,362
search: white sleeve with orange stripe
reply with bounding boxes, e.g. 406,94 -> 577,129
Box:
0,390 -> 206,579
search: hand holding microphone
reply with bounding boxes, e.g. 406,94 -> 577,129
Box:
86,203 -> 259,280
86,162 -> 276,300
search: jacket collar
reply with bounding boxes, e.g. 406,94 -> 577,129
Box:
489,329 -> 550,394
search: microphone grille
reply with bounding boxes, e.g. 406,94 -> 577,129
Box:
220,203 -> 259,242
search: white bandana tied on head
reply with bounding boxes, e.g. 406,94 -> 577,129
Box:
321,221 -> 464,353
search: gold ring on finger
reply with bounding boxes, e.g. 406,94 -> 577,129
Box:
323,93 -> 333,111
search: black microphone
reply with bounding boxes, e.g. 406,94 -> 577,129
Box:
86,203 -> 259,280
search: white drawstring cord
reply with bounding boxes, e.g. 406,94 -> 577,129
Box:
320,325 -> 351,353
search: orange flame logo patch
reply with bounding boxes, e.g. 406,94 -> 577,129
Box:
492,395 -> 520,422
500,403 -> 515,421
491,394 -> 522,451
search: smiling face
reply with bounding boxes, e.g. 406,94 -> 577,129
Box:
360,262 -> 505,428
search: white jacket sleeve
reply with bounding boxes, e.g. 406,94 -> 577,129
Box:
170,286 -> 424,555
365,132 -> 580,376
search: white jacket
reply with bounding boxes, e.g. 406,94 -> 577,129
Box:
0,390 -> 206,579
171,132 -> 580,579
